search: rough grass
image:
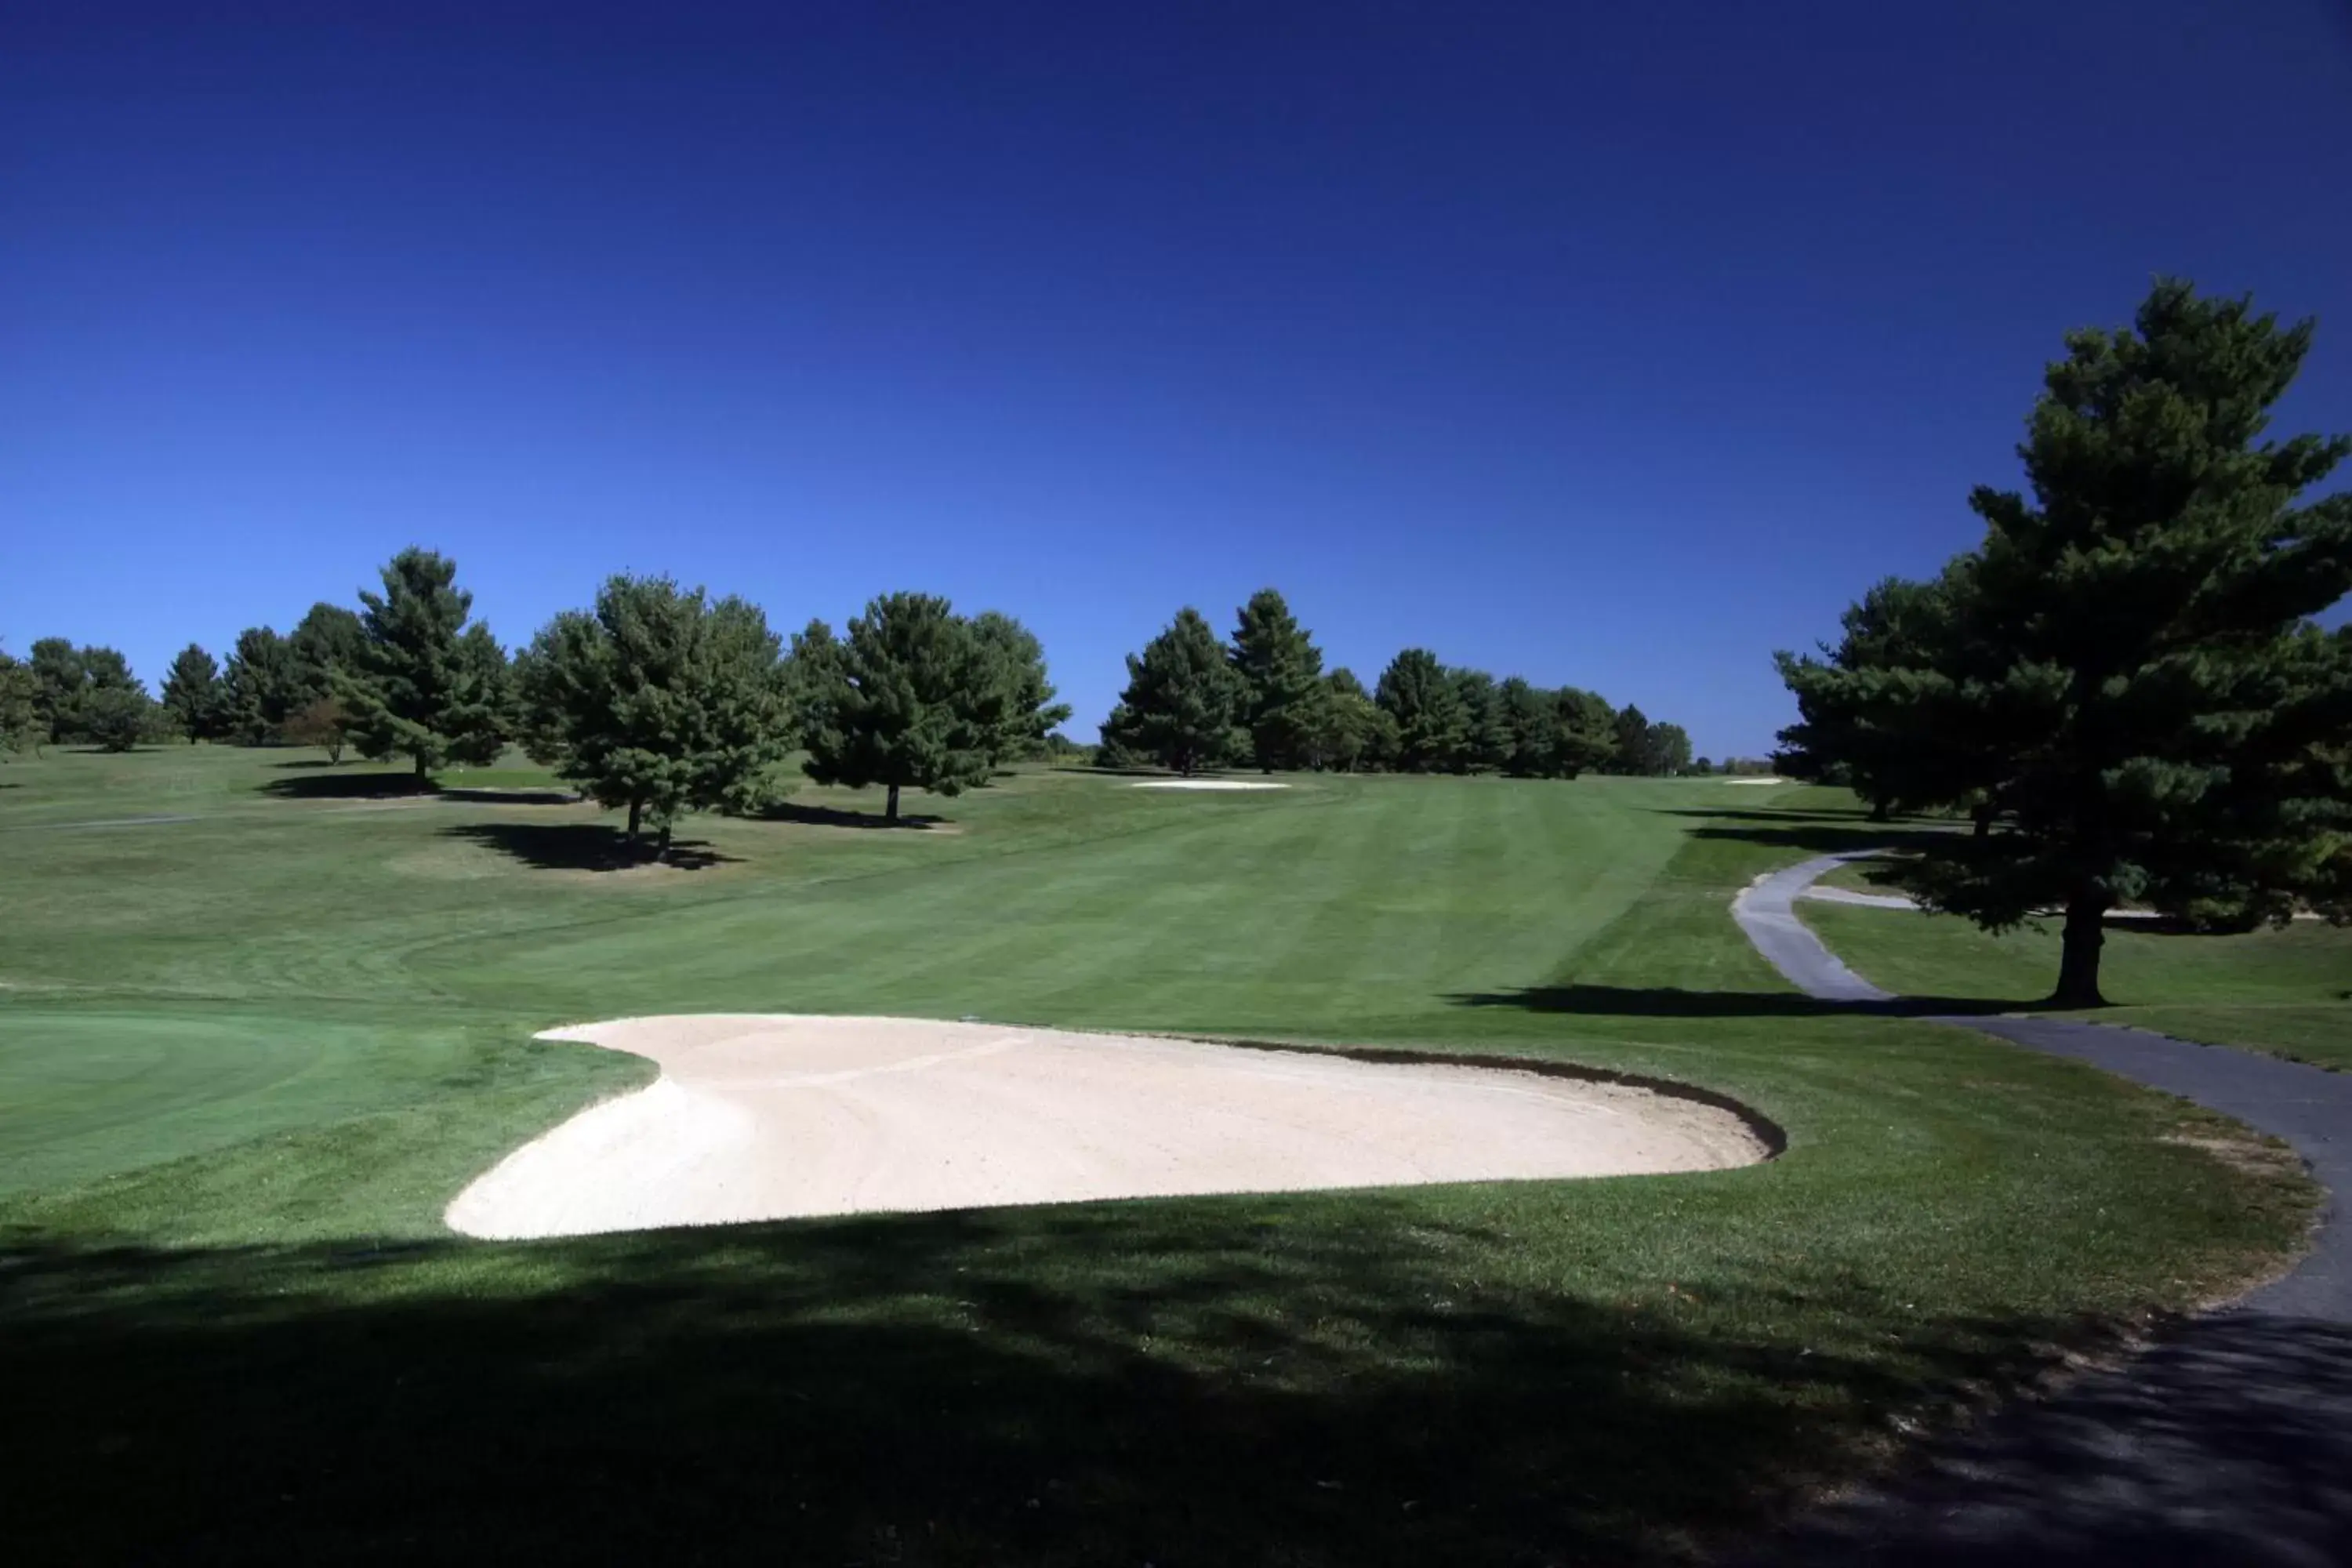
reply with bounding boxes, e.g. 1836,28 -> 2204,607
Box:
0,750 -> 2321,1563
1798,898 -> 2352,1071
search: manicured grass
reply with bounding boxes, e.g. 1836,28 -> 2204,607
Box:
0,749 -> 2320,1563
1800,898 -> 2352,1070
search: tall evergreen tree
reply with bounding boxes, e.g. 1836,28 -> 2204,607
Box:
223,627 -> 298,745
1228,589 -> 1325,771
159,644 -> 226,742
969,611 -> 1073,767
343,548 -> 512,778
26,638 -> 84,745
1374,648 -> 1465,772
1778,280 -> 2352,1005
0,651 -> 36,757
1446,668 -> 1510,773
289,602 -> 367,705
1610,705 -> 1658,775
517,575 -> 793,855
1551,688 -> 1619,778
1102,608 -> 1247,776
798,593 -> 1006,822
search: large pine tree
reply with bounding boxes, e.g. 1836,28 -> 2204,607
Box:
1779,280 -> 2352,1005
1228,589 -> 1325,771
1102,608 -> 1247,776
343,548 -> 511,778
1374,648 -> 1464,772
159,644 -> 225,743
517,575 -> 791,855
797,593 -> 1006,822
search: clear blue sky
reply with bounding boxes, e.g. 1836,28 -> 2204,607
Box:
5,2 -> 2349,758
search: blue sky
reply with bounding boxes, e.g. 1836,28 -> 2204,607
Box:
5,2 -> 2349,758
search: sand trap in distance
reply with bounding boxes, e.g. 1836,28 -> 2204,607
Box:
447,1016 -> 1769,1240
1130,779 -> 1290,790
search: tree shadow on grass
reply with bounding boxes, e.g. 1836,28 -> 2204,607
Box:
261,771 -> 438,800
756,800 -> 945,830
438,787 -> 577,807
445,821 -> 737,871
268,758 -> 336,770
1446,984 -> 2020,1019
0,1202 -> 2154,1566
1671,818 -> 1957,856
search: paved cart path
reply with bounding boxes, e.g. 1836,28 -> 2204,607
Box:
1730,854 -> 2351,1566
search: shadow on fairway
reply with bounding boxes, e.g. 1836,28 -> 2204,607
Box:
268,758 -> 337,769
261,771 -> 439,800
1447,985 -> 2017,1018
756,801 -> 946,830
0,1203 -> 2149,1566
1671,818 -> 1955,855
445,821 -> 737,871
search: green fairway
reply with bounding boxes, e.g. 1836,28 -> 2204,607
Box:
0,750 -> 2325,1563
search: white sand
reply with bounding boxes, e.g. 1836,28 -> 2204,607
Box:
1722,777 -> 1789,786
1130,779 -> 1290,790
446,1016 -> 1767,1240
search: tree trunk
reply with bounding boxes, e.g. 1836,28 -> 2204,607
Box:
1973,803 -> 1991,839
1868,798 -> 1891,823
626,797 -> 643,843
413,752 -> 430,780
885,783 -> 901,824
655,822 -> 673,862
2051,891 -> 2111,1008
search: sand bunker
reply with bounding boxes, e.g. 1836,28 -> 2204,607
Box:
447,1016 -> 1768,1240
1131,779 -> 1290,790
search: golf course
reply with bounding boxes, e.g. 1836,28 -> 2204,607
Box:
3,744 -> 2339,1563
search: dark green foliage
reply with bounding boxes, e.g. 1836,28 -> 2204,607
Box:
0,650 -> 44,755
1374,648 -> 1465,772
970,611 -> 1073,766
1228,589 -> 1326,771
26,639 -> 139,744
223,627 -> 298,745
158,644 -> 226,742
27,638 -> 83,744
1773,571 -> 1973,814
1298,670 -> 1392,772
1778,279 -> 2352,1005
1606,706 -> 1691,776
798,593 -> 1007,821
289,602 -> 366,708
517,575 -> 793,851
1551,688 -> 1620,778
1447,669 -> 1510,773
78,683 -> 157,752
343,549 -> 514,779
1102,608 -> 1247,776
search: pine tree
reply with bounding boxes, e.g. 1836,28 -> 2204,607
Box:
1550,688 -> 1619,778
1374,648 -> 1465,772
1447,668 -> 1510,773
970,611 -> 1073,767
289,602 -> 366,706
343,548 -> 511,779
223,627 -> 296,745
158,644 -> 225,742
799,593 -> 1005,822
1778,280 -> 2352,1005
1228,589 -> 1325,771
1102,608 -> 1247,776
0,650 -> 38,757
517,575 -> 792,855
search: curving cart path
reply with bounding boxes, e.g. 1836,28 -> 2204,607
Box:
1730,853 -> 2352,1566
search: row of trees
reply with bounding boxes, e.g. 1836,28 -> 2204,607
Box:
1777,279 -> 2352,1006
2,550 -> 1074,848
1098,589 -> 1693,778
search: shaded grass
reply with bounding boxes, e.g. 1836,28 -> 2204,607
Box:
1800,902 -> 2352,1070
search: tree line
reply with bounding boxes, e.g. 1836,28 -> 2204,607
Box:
1,550 -> 1070,847
1777,278 -> 2352,1006
1098,588 -> 1695,778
